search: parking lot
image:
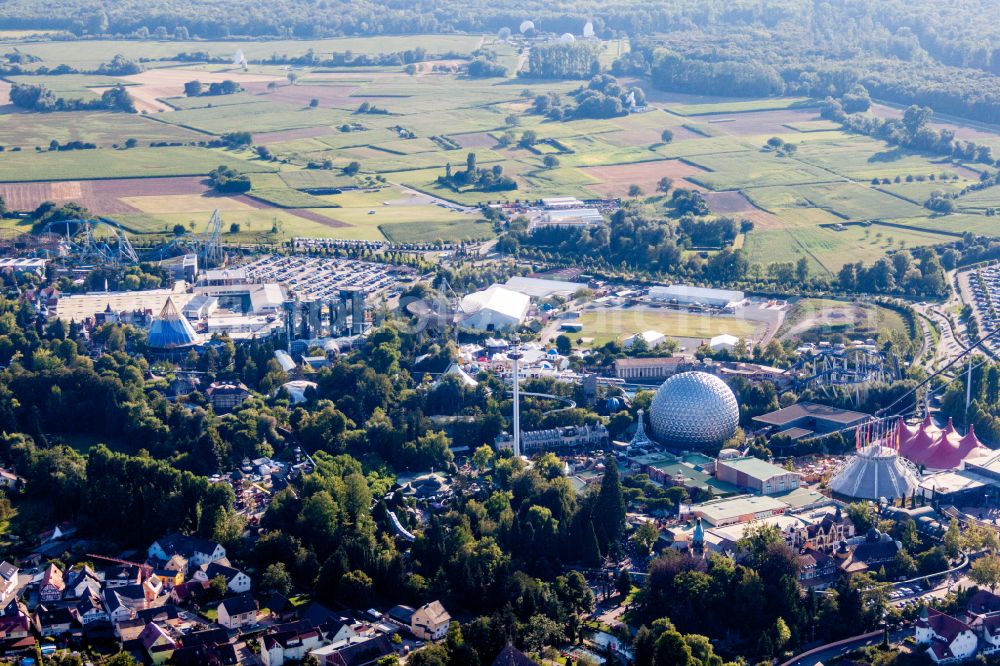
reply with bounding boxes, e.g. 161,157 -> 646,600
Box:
967,263 -> 1000,352
242,254 -> 415,301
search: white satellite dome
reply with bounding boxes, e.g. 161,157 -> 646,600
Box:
583,22 -> 595,38
280,380 -> 318,404
519,20 -> 535,34
559,33 -> 576,44
649,371 -> 740,448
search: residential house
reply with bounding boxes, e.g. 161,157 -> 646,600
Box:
195,562 -> 251,594
65,566 -> 101,599
104,589 -> 136,624
915,607 -> 979,663
116,583 -> 151,610
217,594 -> 257,630
38,563 -> 65,602
310,635 -> 395,666
261,621 -> 326,666
148,533 -> 226,570
152,567 -> 184,590
0,468 -> 21,490
34,606 -> 75,637
0,601 -> 30,641
387,605 -> 414,626
207,382 -> 251,412
171,643 -> 239,666
797,548 -> 838,590
116,617 -> 149,645
104,564 -> 143,589
169,580 -> 209,607
139,621 -> 178,665
319,618 -> 356,645
411,601 -> 450,641
265,593 -> 298,624
143,575 -> 164,601
162,554 -> 189,575
174,626 -> 238,664
0,562 -> 17,603
77,591 -> 109,625
492,644 -> 541,666
964,591 -> 1000,654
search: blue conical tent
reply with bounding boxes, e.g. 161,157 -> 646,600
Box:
147,297 -> 198,349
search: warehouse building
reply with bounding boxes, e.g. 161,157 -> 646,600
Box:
715,456 -> 802,495
612,356 -> 685,380
648,285 -> 745,308
54,282 -> 194,322
752,402 -> 870,439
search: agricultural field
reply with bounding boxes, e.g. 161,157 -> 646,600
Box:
664,97 -> 816,116
0,147 -> 275,182
1,33 -> 998,262
576,306 -> 762,347
0,35 -> 485,70
0,111 -> 205,148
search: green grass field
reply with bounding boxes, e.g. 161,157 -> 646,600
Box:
743,222 -> 958,274
0,146 -> 275,182
665,97 -> 816,116
156,101 -> 351,134
744,182 -> 926,221
778,297 -> 910,342
248,188 -> 338,208
575,307 -> 761,346
6,73 -> 127,100
684,151 -> 834,190
0,111 -> 205,148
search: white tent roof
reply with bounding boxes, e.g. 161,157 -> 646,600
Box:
460,286 -> 530,322
504,276 -> 587,298
710,334 -> 740,347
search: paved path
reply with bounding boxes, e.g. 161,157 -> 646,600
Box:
780,629 -> 905,666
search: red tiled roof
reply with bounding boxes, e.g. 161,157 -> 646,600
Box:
928,608 -> 973,642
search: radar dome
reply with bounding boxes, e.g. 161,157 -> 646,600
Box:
519,20 -> 535,34
583,22 -> 595,38
498,27 -> 512,40
649,371 -> 739,448
559,33 -> 576,44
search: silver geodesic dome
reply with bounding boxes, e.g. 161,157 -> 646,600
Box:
649,371 -> 740,447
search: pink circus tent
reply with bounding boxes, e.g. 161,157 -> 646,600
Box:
897,416 -> 989,469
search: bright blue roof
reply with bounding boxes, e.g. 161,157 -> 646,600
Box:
148,298 -> 198,349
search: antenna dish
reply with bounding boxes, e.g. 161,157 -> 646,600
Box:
559,33 -> 576,44
583,22 -> 595,38
498,27 -> 512,40
519,20 -> 535,34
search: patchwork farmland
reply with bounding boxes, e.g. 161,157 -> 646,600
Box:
0,32 -> 998,254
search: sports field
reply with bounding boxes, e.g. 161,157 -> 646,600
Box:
0,32 -> 998,259
576,307 -> 762,346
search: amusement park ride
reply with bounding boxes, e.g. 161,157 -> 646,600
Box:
36,209 -> 227,268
